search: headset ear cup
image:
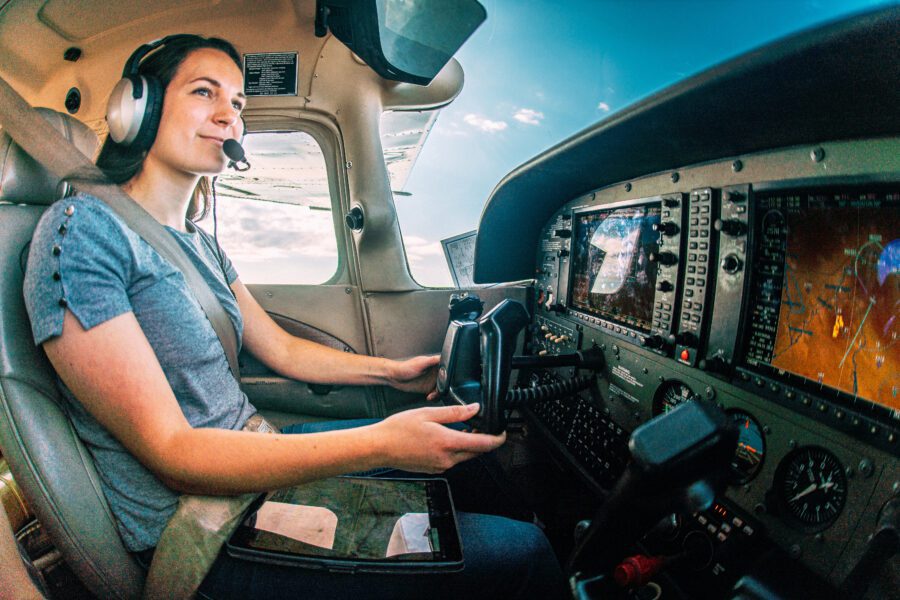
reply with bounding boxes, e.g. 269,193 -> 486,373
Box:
131,75 -> 163,152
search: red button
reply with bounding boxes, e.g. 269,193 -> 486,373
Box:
680,349 -> 690,361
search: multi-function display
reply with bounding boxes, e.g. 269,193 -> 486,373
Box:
744,187 -> 899,413
568,203 -> 661,333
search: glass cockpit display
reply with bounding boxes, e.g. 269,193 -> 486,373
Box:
744,187 -> 899,413
568,203 -> 661,333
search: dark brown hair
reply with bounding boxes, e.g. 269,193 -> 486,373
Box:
96,35 -> 242,220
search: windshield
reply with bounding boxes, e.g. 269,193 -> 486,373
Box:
390,0 -> 890,287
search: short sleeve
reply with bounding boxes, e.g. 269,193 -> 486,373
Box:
24,197 -> 135,345
195,225 -> 239,284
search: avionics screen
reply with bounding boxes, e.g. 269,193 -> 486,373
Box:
744,187 -> 899,413
568,203 -> 661,333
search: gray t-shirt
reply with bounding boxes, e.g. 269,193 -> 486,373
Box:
23,193 -> 256,551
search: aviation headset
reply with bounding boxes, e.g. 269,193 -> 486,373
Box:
107,34 -> 243,151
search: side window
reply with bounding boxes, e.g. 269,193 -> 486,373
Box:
196,131 -> 339,284
382,110 -> 460,288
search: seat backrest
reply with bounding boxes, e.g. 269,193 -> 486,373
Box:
0,108 -> 144,599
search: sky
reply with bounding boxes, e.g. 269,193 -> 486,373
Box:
393,0 -> 893,287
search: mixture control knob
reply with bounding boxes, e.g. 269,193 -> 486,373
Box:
656,281 -> 674,292
721,254 -> 743,274
653,221 -> 680,236
663,197 -> 680,208
649,251 -> 678,266
713,218 -> 746,236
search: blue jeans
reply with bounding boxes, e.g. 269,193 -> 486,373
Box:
194,418 -> 568,599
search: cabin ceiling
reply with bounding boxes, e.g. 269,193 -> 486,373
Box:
0,0 -> 318,109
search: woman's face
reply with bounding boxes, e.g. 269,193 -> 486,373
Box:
147,47 -> 245,177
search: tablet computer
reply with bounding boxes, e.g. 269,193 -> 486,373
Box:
226,477 -> 463,573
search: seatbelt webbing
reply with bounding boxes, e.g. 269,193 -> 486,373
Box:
0,76 -> 241,380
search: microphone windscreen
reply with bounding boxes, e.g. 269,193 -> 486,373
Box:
223,138 -> 245,162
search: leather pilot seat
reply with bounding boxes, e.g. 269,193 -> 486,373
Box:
0,109 -> 145,599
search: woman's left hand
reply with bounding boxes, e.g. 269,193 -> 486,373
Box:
386,355 -> 441,400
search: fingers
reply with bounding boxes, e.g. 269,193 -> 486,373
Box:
446,428 -> 506,453
425,402 -> 481,425
426,388 -> 440,402
420,354 -> 440,367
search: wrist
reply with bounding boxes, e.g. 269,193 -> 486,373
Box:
373,356 -> 397,386
361,421 -> 393,468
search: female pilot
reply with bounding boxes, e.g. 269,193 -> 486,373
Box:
23,35 -> 565,598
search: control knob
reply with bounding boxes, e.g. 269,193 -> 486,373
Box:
653,221 -> 679,236
642,335 -> 670,351
726,191 -> 745,203
699,355 -> 729,373
656,281 -> 674,292
721,254 -> 743,274
649,251 -> 678,266
713,219 -> 746,236
663,197 -> 680,208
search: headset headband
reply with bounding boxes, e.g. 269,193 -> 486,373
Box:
122,34 -> 203,98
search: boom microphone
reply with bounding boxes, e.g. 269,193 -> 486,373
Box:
223,138 -> 250,171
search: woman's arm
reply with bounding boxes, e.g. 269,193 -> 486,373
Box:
233,278 -> 438,396
43,310 -> 503,495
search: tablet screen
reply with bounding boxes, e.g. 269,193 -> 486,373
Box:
229,477 -> 462,566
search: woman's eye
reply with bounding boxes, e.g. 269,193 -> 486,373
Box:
232,101 -> 244,111
193,87 -> 212,97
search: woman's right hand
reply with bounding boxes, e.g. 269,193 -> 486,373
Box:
374,403 -> 506,474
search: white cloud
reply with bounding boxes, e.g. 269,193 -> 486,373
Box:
198,198 -> 339,262
513,108 -> 544,126
463,113 -> 508,133
597,102 -> 611,112
403,235 -> 445,264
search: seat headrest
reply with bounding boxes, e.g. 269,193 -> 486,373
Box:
0,108 -> 99,206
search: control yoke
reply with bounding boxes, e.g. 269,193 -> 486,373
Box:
437,299 -> 529,433
568,400 -> 738,575
437,298 -> 603,433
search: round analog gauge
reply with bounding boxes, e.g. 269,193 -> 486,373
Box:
653,380 -> 697,416
727,409 -> 766,483
774,446 -> 848,530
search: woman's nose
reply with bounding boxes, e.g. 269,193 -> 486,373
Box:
213,101 -> 240,127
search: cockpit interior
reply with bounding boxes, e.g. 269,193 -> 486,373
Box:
0,1 -> 898,599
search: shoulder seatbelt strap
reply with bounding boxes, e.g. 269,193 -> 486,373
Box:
0,76 -> 241,380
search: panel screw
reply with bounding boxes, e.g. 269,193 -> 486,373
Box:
891,481 -> 900,495
858,458 -> 874,478
670,172 -> 680,183
642,367 -> 648,374
345,287 -> 352,294
624,182 -> 632,192
705,386 -> 715,400
788,439 -> 797,449
346,161 -> 353,169
846,467 -> 855,478
763,425 -> 771,435
789,544 -> 802,559
731,160 -> 743,172
810,147 -> 825,163
814,533 -> 824,543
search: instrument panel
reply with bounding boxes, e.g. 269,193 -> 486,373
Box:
522,138 -> 900,593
